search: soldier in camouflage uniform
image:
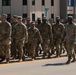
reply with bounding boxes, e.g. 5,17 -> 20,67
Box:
0,14 -> 11,63
27,22 -> 42,60
39,17 -> 53,58
22,18 -> 26,25
52,16 -> 65,57
26,18 -> 31,29
13,16 -> 28,62
64,16 -> 76,64
11,15 -> 18,59
35,18 -> 42,56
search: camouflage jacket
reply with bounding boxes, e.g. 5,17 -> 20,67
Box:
39,23 -> 52,40
13,23 -> 28,41
11,22 -> 17,39
65,23 -> 76,43
28,27 -> 43,43
0,21 -> 11,41
52,23 -> 65,39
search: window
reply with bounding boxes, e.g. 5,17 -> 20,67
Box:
42,14 -> 44,18
23,0 -> 27,5
32,14 -> 35,21
51,0 -> 54,6
42,0 -> 45,6
51,14 -> 54,18
32,0 -> 35,5
2,0 -> 11,6
23,14 -> 27,18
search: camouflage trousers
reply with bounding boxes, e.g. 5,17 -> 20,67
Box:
41,39 -> 50,57
11,39 -> 16,58
0,41 -> 10,61
53,38 -> 62,57
27,41 -> 37,59
65,40 -> 75,60
15,40 -> 24,60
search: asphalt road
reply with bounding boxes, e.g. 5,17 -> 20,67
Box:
0,56 -> 76,75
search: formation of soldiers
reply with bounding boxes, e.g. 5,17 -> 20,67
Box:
0,14 -> 76,64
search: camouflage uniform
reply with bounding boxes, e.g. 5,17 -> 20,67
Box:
39,22 -> 52,58
0,21 -> 11,62
26,23 -> 31,29
27,26 -> 42,60
26,18 -> 31,29
52,23 -> 65,57
35,18 -> 42,56
11,21 -> 17,58
65,22 -> 76,64
13,22 -> 28,61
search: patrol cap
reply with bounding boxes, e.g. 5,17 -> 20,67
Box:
42,16 -> 47,20
56,16 -> 60,20
12,15 -> 17,18
26,18 -> 30,20
49,18 -> 53,21
31,21 -> 35,25
17,16 -> 22,20
22,18 -> 26,20
1,14 -> 7,18
67,16 -> 73,20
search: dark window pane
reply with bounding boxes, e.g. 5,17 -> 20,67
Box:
51,0 -> 54,6
23,14 -> 27,18
32,0 -> 35,5
51,14 -> 54,18
2,0 -> 11,6
42,0 -> 45,6
23,0 -> 27,5
32,14 -> 35,21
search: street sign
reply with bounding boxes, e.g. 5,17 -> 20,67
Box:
44,8 -> 49,17
44,8 -> 49,12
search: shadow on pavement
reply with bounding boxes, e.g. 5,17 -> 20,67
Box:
43,62 -> 66,67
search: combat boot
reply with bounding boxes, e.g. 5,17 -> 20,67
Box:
66,56 -> 71,64
71,54 -> 76,63
19,59 -> 22,62
42,53 -> 46,59
6,58 -> 9,64
22,55 -> 25,61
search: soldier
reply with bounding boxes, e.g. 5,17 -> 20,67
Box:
39,17 -> 53,58
52,16 -> 65,57
0,14 -> 11,63
26,18 -> 31,29
64,16 -> 76,64
36,18 -> 41,28
22,18 -> 26,25
48,18 -> 54,27
35,18 -> 42,56
27,22 -> 42,60
13,16 -> 28,62
11,15 -> 18,59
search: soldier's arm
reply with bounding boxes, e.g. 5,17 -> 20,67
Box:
49,25 -> 53,41
62,24 -> 66,41
5,23 -> 12,39
24,26 -> 28,43
36,29 -> 43,44
61,24 -> 65,39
